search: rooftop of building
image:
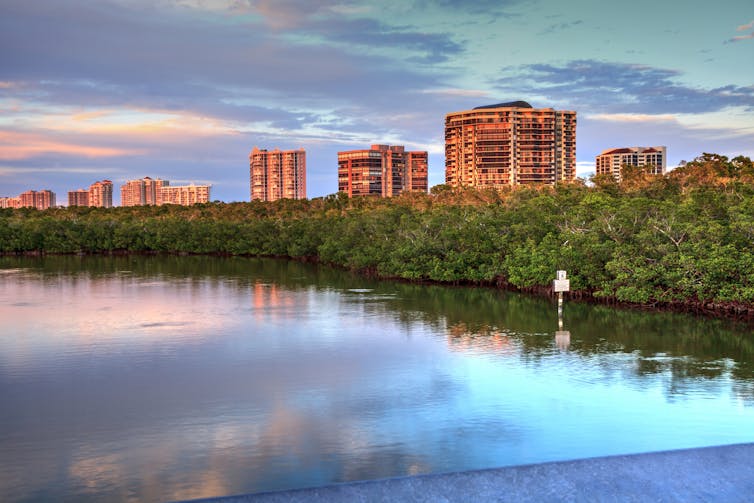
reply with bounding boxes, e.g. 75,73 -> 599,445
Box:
473,101 -> 533,110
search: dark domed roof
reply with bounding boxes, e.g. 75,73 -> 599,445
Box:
473,101 -> 533,110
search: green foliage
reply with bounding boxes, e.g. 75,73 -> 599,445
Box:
2,153 -> 754,308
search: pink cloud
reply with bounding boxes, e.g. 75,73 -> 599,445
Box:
731,32 -> 754,42
0,130 -> 133,160
736,20 -> 754,31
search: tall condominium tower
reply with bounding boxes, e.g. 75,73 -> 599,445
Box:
88,180 -> 113,208
18,190 -> 56,209
121,177 -> 169,206
68,189 -> 89,207
249,147 -> 306,202
595,146 -> 667,181
338,144 -> 429,197
445,101 -> 577,188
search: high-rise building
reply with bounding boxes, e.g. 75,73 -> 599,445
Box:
0,197 -> 21,209
249,147 -> 306,201
406,151 -> 429,193
160,184 -> 211,205
595,146 -> 667,181
121,177 -> 169,206
445,101 -> 577,188
337,144 -> 429,197
17,190 -> 56,210
68,189 -> 90,207
88,180 -> 113,208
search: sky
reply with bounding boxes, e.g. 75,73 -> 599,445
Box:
1,0 -> 753,203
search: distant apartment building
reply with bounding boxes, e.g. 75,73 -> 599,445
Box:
337,144 -> 429,197
120,177 -> 169,206
68,189 -> 90,207
15,190 -> 56,210
249,147 -> 306,201
0,197 -> 21,209
445,101 -> 577,188
159,184 -> 211,205
595,146 -> 667,181
88,180 -> 113,208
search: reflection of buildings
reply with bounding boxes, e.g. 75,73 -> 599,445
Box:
595,146 -> 667,181
446,322 -> 514,355
445,101 -> 577,188
338,144 -> 428,197
251,282 -> 296,321
249,147 -> 307,201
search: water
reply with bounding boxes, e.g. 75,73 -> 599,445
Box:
1,255 -> 753,502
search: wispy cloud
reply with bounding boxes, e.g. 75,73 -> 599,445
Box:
728,19 -> 754,42
494,59 -> 754,114
729,32 -> 754,42
588,113 -> 677,123
538,20 -> 583,36
419,88 -> 491,98
0,130 -> 136,160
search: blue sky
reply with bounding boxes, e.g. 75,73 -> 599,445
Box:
1,0 -> 753,202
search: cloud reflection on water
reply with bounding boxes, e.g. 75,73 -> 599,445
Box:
1,256 -> 754,502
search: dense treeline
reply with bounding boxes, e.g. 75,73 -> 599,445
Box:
2,153 -> 754,314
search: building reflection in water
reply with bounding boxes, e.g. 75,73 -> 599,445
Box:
446,322 -> 515,356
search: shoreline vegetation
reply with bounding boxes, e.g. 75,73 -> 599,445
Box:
2,153 -> 754,321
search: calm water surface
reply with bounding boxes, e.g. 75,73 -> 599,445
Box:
1,255 -> 754,502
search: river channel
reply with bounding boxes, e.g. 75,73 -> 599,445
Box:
1,255 -> 753,502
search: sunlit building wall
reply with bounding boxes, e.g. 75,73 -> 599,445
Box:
249,147 -> 306,201
17,190 -> 56,209
0,197 -> 21,208
88,180 -> 113,208
121,177 -> 169,206
337,144 -> 429,197
159,184 -> 210,205
595,146 -> 667,181
445,101 -> 577,188
406,151 -> 429,193
68,189 -> 90,207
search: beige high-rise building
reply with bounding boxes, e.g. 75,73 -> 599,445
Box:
88,180 -> 113,208
67,190 -> 89,207
445,101 -> 577,188
337,144 -> 429,197
595,146 -> 667,181
250,148 -> 306,201
121,177 -> 169,206
17,190 -> 56,209
159,184 -> 211,206
0,197 -> 21,208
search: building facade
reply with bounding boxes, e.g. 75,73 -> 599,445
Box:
120,177 -> 169,206
337,144 -> 429,197
88,180 -> 113,208
17,190 -> 56,210
0,197 -> 21,208
595,146 -> 667,181
67,189 -> 90,207
445,101 -> 577,188
250,147 -> 306,201
160,184 -> 211,205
